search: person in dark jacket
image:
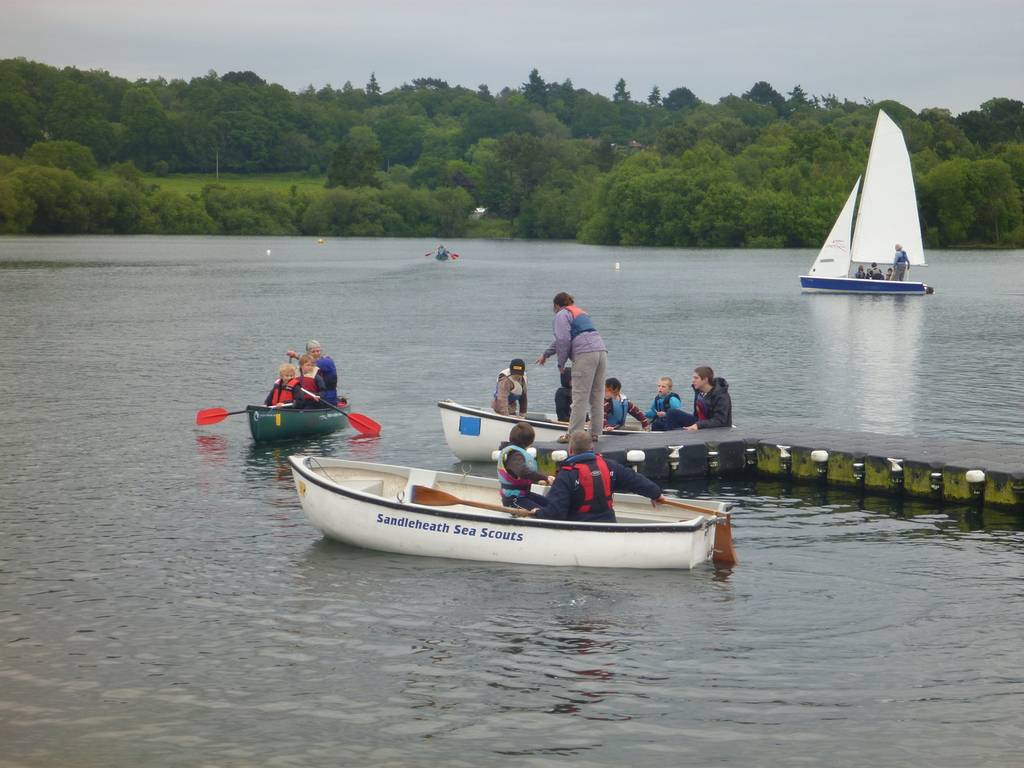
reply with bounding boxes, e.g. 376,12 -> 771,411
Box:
554,365 -> 572,421
684,366 -> 732,431
508,431 -> 665,523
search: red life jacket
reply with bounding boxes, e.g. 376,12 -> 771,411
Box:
561,454 -> 614,516
269,378 -> 294,406
287,375 -> 319,401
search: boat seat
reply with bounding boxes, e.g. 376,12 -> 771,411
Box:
403,468 -> 438,501
345,478 -> 384,496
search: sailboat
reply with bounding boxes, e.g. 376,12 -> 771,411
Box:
800,110 -> 933,295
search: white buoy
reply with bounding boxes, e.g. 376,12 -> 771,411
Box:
551,450 -> 568,463
266,249 -> 271,256
811,450 -> 829,463
965,470 -> 986,484
614,261 -> 620,271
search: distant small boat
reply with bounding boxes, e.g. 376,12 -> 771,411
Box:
288,456 -> 733,569
247,403 -> 350,442
800,110 -> 932,295
430,245 -> 460,261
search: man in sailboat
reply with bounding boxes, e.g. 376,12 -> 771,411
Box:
893,244 -> 910,281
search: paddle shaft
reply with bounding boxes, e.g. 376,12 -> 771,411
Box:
411,485 -> 512,514
294,386 -> 381,436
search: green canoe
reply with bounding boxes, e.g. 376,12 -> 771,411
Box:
247,403 -> 350,442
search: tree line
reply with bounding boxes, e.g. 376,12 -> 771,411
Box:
1,58 -> 1022,246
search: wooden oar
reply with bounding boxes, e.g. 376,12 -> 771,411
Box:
411,485 -> 512,514
658,497 -> 738,566
294,387 -> 381,437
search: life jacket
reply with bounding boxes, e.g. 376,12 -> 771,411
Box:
268,378 -> 294,406
497,445 -> 537,498
654,392 -> 682,413
693,391 -> 708,421
563,305 -> 597,339
560,454 -> 614,517
287,375 -> 320,407
494,369 -> 528,406
607,395 -> 630,428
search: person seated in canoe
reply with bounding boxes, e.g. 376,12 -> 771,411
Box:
645,377 -> 695,431
683,366 -> 733,431
264,363 -> 297,407
491,358 -> 529,416
508,431 -> 666,522
497,422 -> 554,512
555,365 -> 572,421
288,354 -> 325,410
855,265 -> 867,279
285,340 -> 339,405
603,377 -> 650,432
868,262 -> 884,279
435,244 -> 449,260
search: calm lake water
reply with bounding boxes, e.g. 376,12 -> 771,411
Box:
1,236 -> 1022,767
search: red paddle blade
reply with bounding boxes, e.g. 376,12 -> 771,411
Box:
346,411 -> 381,437
195,407 -> 229,425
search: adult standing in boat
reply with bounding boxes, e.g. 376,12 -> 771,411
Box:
508,431 -> 665,522
893,244 -> 910,281
536,292 -> 608,444
683,366 -> 733,431
286,340 -> 339,405
491,358 -> 529,416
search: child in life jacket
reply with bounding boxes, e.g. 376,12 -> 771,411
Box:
603,377 -> 651,432
264,363 -> 297,406
496,422 -> 554,511
289,354 -> 324,410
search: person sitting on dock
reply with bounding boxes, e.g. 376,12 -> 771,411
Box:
683,366 -> 732,431
645,377 -> 694,431
497,422 -> 554,511
603,377 -> 650,432
508,431 -> 665,522
855,265 -> 867,279
555,365 -> 572,421
491,358 -> 529,416
264,363 -> 297,407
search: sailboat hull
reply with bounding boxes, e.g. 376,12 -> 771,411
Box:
800,276 -> 929,294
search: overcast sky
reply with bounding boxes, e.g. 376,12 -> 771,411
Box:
4,0 -> 1021,114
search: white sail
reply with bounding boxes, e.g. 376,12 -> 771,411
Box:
851,110 -> 926,266
807,178 -> 860,277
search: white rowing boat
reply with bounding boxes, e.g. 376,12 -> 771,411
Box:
288,456 -> 735,569
438,399 -> 641,462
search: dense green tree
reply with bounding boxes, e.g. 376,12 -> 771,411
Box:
742,81 -> 785,114
24,140 -> 98,179
522,69 -> 547,108
647,86 -> 661,107
662,86 -> 700,112
612,79 -> 630,104
326,126 -> 382,188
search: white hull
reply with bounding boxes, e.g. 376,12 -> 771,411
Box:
438,400 -> 638,462
289,457 -> 730,569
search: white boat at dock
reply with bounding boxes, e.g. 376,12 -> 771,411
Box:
288,456 -> 734,569
438,399 -> 640,462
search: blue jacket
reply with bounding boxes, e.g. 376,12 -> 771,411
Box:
645,392 -> 683,420
316,356 -> 339,405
